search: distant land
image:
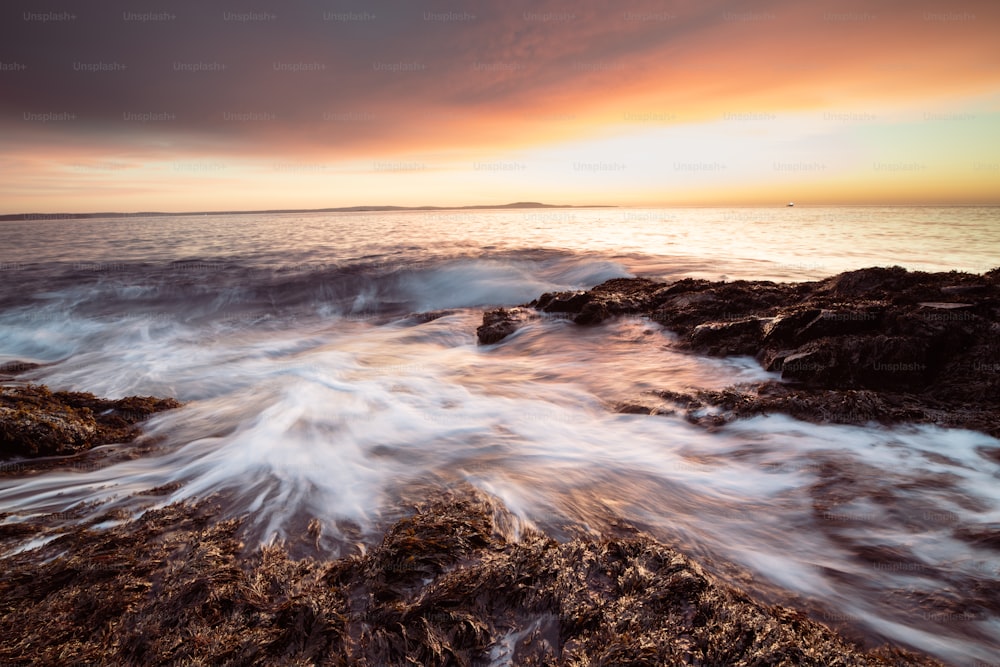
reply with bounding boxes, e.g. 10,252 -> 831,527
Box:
0,202 -> 615,222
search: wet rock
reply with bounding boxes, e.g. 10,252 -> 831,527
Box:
917,301 -> 974,310
534,290 -> 591,313
650,380 -> 988,432
818,266 -> 914,299
953,524 -> 1000,552
777,346 -> 834,381
0,384 -> 181,459
476,307 -> 536,344
535,278 -> 664,326
0,488 -> 944,666
0,360 -> 41,379
690,317 -> 765,356
761,308 -> 819,345
0,398 -> 97,458
795,307 -> 884,341
939,284 -> 987,296
482,266 -> 1000,435
406,309 -> 457,324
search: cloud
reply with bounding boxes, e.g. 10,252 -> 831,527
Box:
1,0 -> 997,209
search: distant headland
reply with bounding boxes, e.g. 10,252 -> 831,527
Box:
0,202 -> 615,222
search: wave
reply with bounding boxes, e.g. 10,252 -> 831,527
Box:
1,319 -> 998,663
0,251 -> 632,365
3,238 -> 1000,664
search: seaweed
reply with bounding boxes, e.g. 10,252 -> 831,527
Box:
0,487 -> 943,666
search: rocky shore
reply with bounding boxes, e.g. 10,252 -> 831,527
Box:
478,266 -> 1000,436
3,266 -> 996,665
0,379 -> 181,475
0,487 -> 942,666
0,379 -> 955,666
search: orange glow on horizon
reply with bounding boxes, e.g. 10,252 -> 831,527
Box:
1,0 -> 998,213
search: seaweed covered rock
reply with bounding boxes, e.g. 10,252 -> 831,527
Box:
532,277 -> 664,326
0,383 -> 181,459
647,267 -> 1000,399
479,266 -> 1000,435
0,488 -> 943,666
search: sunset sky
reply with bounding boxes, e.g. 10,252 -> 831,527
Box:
1,0 -> 998,214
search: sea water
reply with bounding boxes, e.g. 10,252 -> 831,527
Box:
1,206 -> 998,664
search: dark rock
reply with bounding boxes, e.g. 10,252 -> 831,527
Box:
0,384 -> 181,459
0,488 -> 944,666
614,402 -> 658,415
482,266 -> 1000,436
480,278 -> 667,343
650,381 -> 937,431
534,290 -> 590,313
658,277 -> 713,295
535,278 -> 664,326
762,308 -> 823,344
476,307 -> 536,344
573,299 -> 612,325
0,360 -> 41,376
817,266 -> 913,299
662,290 -> 718,310
0,360 -> 42,382
795,307 -> 884,341
953,524 -> 1000,551
777,346 -> 834,382
692,317 -> 766,355
939,284 -> 988,295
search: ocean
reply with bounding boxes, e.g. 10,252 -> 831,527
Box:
1,206 -> 999,664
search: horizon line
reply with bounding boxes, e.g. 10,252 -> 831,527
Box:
0,201 -> 611,222
2,201 -> 999,222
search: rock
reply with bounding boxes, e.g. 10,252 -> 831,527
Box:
690,318 -> 764,356
614,402 -> 657,415
940,284 -> 988,295
534,290 -> 590,313
762,309 -> 822,344
817,266 -> 912,299
662,291 -> 718,310
587,278 -> 662,317
0,360 -> 42,382
476,307 -> 536,344
0,487 -> 945,666
917,301 -> 974,310
478,279 -> 665,343
533,278 -> 665,326
479,266 -> 1000,436
0,384 -> 181,459
573,300 -> 610,325
0,401 -> 97,457
795,308 -> 884,341
649,381 -> 935,430
658,277 -> 713,295
777,347 -> 832,382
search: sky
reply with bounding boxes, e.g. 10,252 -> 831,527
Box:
1,0 -> 998,213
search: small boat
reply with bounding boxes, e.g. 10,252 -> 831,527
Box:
787,202 -> 794,207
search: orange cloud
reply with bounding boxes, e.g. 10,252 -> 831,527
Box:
1,0 -> 997,210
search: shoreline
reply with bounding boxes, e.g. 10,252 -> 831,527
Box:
2,264 -> 998,664
479,265 -> 1000,438
0,486 -> 946,666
